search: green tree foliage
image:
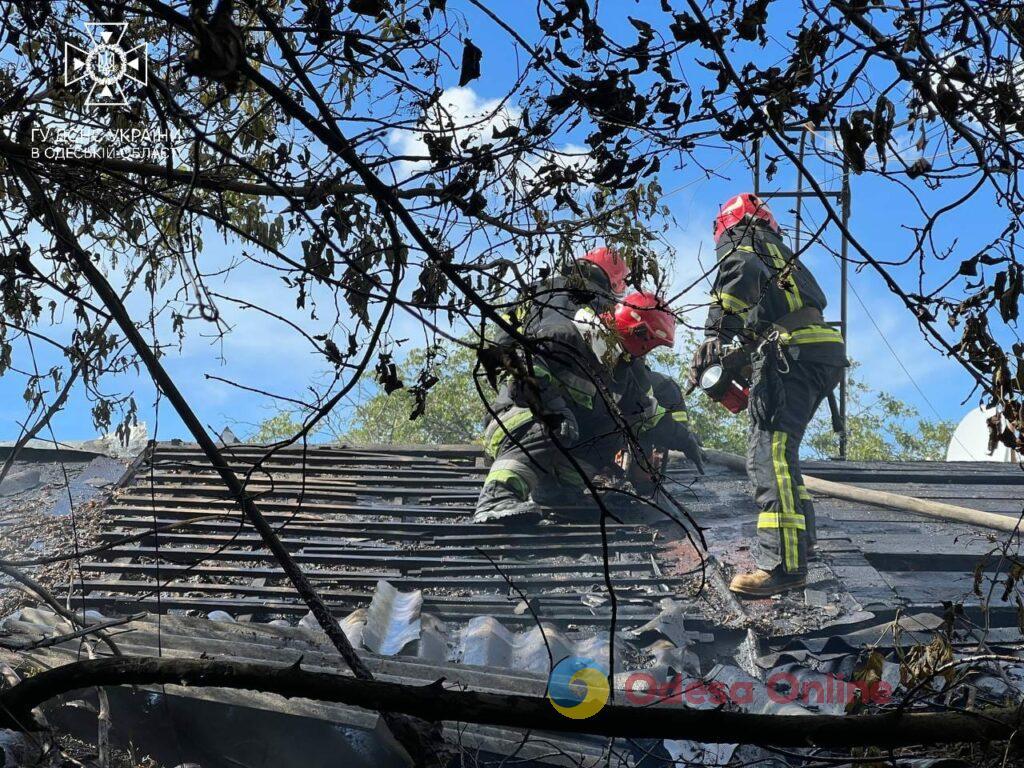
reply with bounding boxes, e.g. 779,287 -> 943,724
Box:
803,378 -> 955,461
338,343 -> 485,445
248,411 -> 308,444
682,372 -> 954,461
250,342 -> 486,446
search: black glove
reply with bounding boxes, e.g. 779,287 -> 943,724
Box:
688,338 -> 722,387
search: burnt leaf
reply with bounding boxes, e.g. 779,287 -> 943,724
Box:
906,157 -> 932,179
846,648 -> 885,714
376,354 -> 404,394
409,368 -> 440,421
1002,562 -> 1024,602
972,560 -> 984,597
323,338 -> 343,367
669,13 -> 702,44
839,111 -> 872,173
899,635 -> 953,689
458,39 -> 482,86
492,123 -> 519,140
996,263 -> 1023,323
736,0 -> 771,44
958,256 -> 979,277
412,263 -> 449,307
348,0 -> 386,17
301,0 -> 334,45
872,96 -> 895,170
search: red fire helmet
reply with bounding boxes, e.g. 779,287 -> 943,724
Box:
713,193 -> 779,244
579,246 -> 628,295
612,292 -> 676,357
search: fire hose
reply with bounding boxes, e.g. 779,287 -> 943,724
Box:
696,448 -> 1023,536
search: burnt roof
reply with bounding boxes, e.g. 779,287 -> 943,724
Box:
45,442 -> 1024,649
2,442 -> 1021,765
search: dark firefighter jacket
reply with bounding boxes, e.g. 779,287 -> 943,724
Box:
488,311 -> 689,466
642,369 -> 698,452
488,261 -> 618,351
704,224 -> 847,365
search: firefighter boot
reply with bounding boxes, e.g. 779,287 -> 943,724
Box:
473,481 -> 542,525
728,567 -> 806,598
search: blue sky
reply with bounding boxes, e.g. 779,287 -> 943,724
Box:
1,2 -> 998,447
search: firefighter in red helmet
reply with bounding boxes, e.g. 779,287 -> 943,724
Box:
487,245 -> 629,354
475,290 -> 703,523
580,246 -> 629,295
690,193 -> 847,597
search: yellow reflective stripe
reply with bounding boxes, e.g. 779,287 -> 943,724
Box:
714,292 -> 751,313
558,372 -> 596,409
783,528 -> 799,572
772,432 -> 796,517
532,365 -> 594,409
641,404 -> 667,432
757,512 -> 807,530
485,409 -> 535,457
720,244 -> 755,260
484,468 -> 529,499
767,242 -> 802,312
798,485 -> 811,501
671,410 -> 688,424
554,463 -> 586,487
771,431 -> 801,570
783,325 -> 844,345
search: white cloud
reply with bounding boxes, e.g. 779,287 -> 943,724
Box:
387,86 -> 594,188
388,86 -> 521,179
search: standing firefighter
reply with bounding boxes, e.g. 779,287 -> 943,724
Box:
475,290 -> 698,523
690,193 -> 847,597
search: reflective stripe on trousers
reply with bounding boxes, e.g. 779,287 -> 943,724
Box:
481,407 -> 590,500
745,362 -> 844,573
750,428 -> 807,574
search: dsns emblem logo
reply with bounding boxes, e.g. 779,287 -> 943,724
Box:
547,657 -> 610,719
65,23 -> 148,107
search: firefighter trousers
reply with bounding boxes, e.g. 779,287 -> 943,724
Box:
746,360 -> 844,575
481,406 -> 595,502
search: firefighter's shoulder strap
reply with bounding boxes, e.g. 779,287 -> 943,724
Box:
771,305 -> 824,334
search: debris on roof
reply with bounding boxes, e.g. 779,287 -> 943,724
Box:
0,442 -> 1021,765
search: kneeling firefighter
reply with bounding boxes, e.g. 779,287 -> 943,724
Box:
690,193 -> 847,597
475,291 -> 694,523
582,297 -> 706,493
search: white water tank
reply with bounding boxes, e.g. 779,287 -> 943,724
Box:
946,406 -> 1018,462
